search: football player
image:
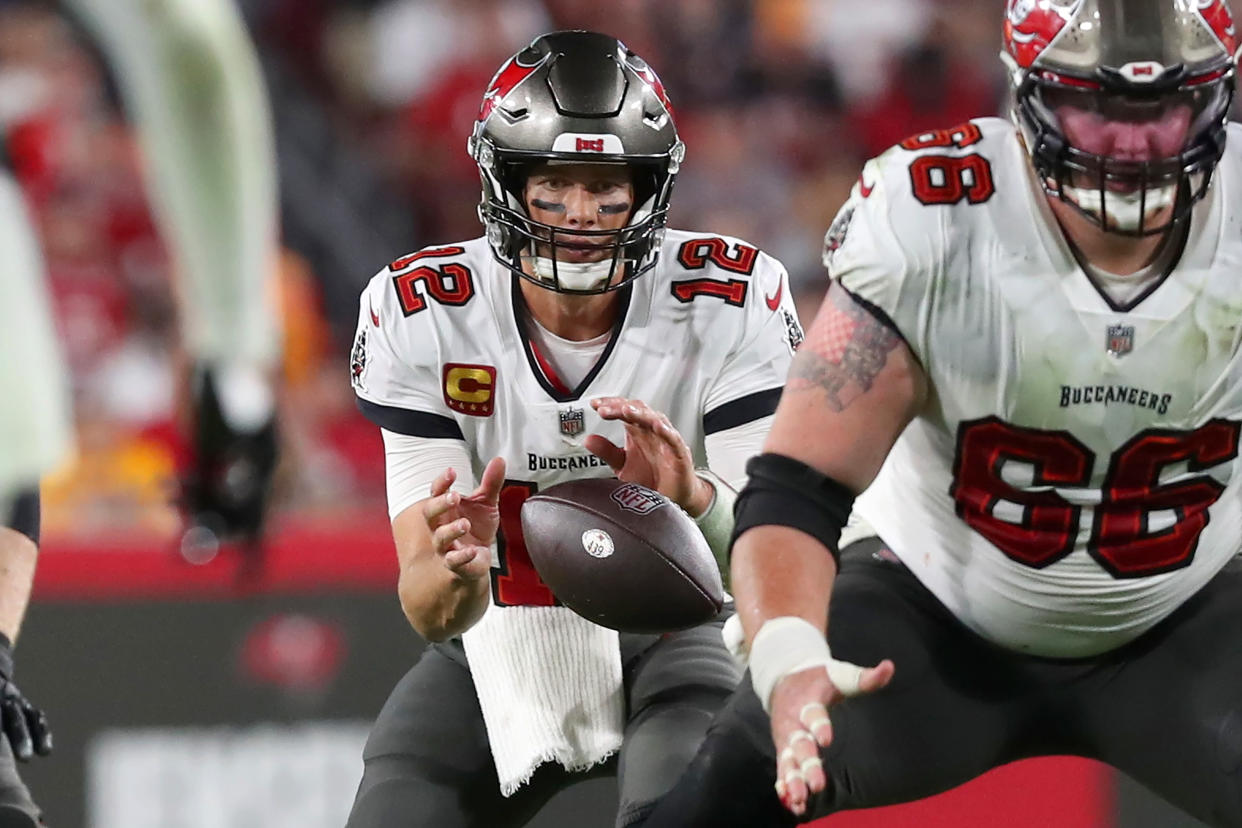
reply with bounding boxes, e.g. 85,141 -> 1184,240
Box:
0,1 -> 279,823
634,0 -> 1242,826
346,30 -> 802,828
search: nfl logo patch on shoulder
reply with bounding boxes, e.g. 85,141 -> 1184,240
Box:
1106,324 -> 1134,357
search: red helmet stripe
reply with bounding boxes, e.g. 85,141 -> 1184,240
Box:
1197,0 -> 1239,57
1036,70 -> 1102,89
632,63 -> 675,120
478,56 -> 542,123
1187,66 -> 1231,86
1004,0 -> 1077,70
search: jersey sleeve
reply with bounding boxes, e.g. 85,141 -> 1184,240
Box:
702,249 -> 802,435
350,268 -> 464,440
824,148 -> 944,362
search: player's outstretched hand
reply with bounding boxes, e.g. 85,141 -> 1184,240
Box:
422,457 -> 506,581
587,397 -> 711,515
769,658 -> 893,817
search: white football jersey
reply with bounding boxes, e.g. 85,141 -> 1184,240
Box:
829,117 -> 1242,658
353,229 -> 799,610
353,230 -> 798,788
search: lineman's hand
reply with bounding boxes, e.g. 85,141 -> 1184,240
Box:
586,397 -> 712,516
421,457 -> 506,581
768,658 -> 893,817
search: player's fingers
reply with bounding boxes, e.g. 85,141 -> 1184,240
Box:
619,401 -> 662,430
617,423 -> 666,475
784,726 -> 827,796
429,467 -> 456,498
800,702 -> 834,747
596,397 -> 659,429
623,415 -> 674,455
827,657 -> 895,699
584,434 -> 627,471
432,519 -> 470,553
787,728 -> 817,752
475,456 -> 507,502
590,395 -> 628,415
443,544 -> 490,578
801,753 -> 827,795
776,743 -> 810,817
653,416 -> 690,455
858,658 -> 896,694
422,491 -> 461,526
592,396 -> 643,422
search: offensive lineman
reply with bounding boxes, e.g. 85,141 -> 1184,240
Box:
346,31 -> 802,827
634,0 -> 1242,826
0,1 -> 279,823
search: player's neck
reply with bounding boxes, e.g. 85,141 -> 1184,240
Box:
519,277 -> 620,341
1048,197 -> 1172,276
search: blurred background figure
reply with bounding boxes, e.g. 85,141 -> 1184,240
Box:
0,0 -> 282,822
9,1 -> 1201,827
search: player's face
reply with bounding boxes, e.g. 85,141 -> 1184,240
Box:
523,164 -> 635,263
1050,89 -> 1194,191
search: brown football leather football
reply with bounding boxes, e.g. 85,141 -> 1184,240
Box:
520,478 -> 724,633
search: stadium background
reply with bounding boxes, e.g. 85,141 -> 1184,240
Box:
0,0 -> 1215,824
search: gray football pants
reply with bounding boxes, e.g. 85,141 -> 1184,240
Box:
638,539 -> 1242,828
347,619 -> 739,828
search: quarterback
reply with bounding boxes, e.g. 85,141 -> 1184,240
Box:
0,1 -> 279,823
346,31 -> 801,828
636,1 -> 1242,826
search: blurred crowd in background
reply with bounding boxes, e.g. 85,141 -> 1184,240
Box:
0,0 -> 1005,539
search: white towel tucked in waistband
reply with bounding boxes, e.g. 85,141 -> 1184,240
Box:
462,602 -> 624,796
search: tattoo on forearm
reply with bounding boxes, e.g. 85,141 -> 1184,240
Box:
787,285 -> 900,412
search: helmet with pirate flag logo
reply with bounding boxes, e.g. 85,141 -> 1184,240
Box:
1002,0 -> 1238,236
468,30 -> 684,293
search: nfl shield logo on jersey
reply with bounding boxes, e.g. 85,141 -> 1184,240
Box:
559,406 -> 585,437
1106,323 -> 1134,357
823,205 -> 856,266
782,308 -> 804,352
350,328 -> 369,391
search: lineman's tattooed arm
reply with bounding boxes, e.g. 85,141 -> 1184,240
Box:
786,282 -> 903,413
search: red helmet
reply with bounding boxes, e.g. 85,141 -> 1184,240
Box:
1003,0 -> 1238,235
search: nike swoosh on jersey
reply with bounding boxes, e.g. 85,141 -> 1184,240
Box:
765,277 -> 783,311
858,174 -> 875,198
370,299 -> 380,327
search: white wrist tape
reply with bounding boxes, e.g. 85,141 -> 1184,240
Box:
722,614 -> 748,665
749,617 -> 832,713
749,616 -> 866,712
